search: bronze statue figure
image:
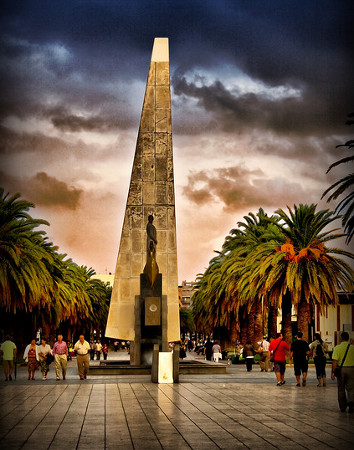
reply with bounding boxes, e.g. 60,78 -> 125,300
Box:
144,215 -> 159,287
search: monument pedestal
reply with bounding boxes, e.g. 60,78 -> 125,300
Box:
131,273 -> 178,382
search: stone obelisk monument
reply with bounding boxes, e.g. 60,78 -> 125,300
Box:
105,38 -> 180,362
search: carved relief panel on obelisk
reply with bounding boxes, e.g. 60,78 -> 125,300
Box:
105,38 -> 180,353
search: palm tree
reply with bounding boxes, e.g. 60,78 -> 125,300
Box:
0,189 -> 53,314
221,209 -> 280,345
322,113 -> 354,243
249,204 -> 353,343
0,189 -> 111,343
192,252 -> 226,336
192,209 -> 279,347
180,308 -> 195,340
278,205 -> 353,341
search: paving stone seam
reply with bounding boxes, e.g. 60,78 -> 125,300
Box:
213,388 -> 335,448
183,382 -> 328,449
103,383 -> 107,449
288,410 -> 354,436
139,383 -> 193,449
105,383 -> 132,448
148,384 -> 220,449
179,383 -> 279,449
128,383 -> 165,449
186,383 -> 343,449
268,414 -> 352,446
0,384 -> 43,419
154,383 -> 234,449
47,383 -> 93,450
117,382 -> 145,448
248,392 -> 353,442
24,385 -> 84,449
0,385 -> 28,409
0,384 -> 69,443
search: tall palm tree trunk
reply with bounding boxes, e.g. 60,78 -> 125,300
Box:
229,313 -> 238,347
281,291 -> 292,344
267,304 -> 278,339
253,299 -> 263,346
240,307 -> 248,344
248,303 -> 255,343
297,298 -> 310,342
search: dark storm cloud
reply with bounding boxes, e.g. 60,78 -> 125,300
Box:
183,165 -> 315,213
0,0 -> 352,145
0,125 -> 124,162
50,109 -> 133,132
0,34 -> 141,130
172,75 -> 352,138
0,171 -> 83,209
0,126 -> 68,156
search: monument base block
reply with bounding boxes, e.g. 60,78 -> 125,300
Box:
130,272 -> 179,382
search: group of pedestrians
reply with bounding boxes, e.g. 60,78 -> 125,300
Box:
0,333 -> 110,382
89,339 -> 109,360
233,329 -> 353,413
272,330 -> 354,413
270,330 -> 330,387
203,338 -> 222,361
237,336 -> 272,372
179,337 -> 223,362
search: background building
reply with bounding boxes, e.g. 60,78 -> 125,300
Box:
93,273 -> 114,287
314,292 -> 354,350
178,281 -> 197,310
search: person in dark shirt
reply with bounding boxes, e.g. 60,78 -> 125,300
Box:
290,331 -> 310,386
204,337 -> 214,361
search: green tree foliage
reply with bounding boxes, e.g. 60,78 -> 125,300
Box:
193,205 -> 354,345
180,308 -> 195,339
0,189 -> 111,339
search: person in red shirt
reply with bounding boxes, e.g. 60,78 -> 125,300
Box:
268,331 -> 290,386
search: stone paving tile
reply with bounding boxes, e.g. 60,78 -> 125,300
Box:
0,362 -> 354,449
105,384 -> 133,450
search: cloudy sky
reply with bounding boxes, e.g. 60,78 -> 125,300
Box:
1,1 -> 353,282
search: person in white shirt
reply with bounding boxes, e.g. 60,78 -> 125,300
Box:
212,340 -> 222,362
38,337 -> 52,380
74,335 -> 90,380
95,339 -> 103,360
259,336 -> 270,372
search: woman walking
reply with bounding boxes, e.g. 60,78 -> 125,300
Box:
24,339 -> 39,380
102,342 -> 109,360
310,333 -> 329,386
38,337 -> 52,380
243,341 -> 256,372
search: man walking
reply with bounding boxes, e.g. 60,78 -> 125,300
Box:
0,335 -> 17,381
74,334 -> 90,380
52,333 -> 68,380
268,331 -> 290,386
259,336 -> 270,372
290,331 -> 310,386
331,332 -> 354,413
95,339 -> 103,360
90,339 -> 96,360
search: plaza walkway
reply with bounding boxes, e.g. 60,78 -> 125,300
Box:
0,352 -> 353,449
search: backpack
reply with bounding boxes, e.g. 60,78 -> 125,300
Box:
316,343 -> 324,358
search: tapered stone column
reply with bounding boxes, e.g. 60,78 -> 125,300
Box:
105,38 -> 180,353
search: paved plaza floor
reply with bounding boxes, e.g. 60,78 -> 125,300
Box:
0,352 -> 353,449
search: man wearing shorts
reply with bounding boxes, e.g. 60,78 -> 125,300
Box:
0,335 -> 17,381
269,331 -> 290,386
290,331 -> 310,386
